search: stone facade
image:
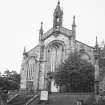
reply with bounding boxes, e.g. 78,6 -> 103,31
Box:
20,1 -> 99,92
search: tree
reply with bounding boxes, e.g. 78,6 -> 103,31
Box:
53,52 -> 95,92
0,70 -> 20,105
2,70 -> 20,90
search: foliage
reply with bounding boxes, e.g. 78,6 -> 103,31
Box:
54,52 -> 95,92
0,70 -> 20,91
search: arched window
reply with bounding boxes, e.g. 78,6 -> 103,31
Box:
47,41 -> 65,72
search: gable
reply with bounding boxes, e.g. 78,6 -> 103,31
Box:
75,40 -> 94,52
27,45 -> 40,60
75,40 -> 95,64
41,27 -> 72,41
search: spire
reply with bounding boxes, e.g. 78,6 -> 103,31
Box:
39,22 -> 43,35
23,46 -> 27,57
72,16 -> 76,27
53,0 -> 63,28
56,0 -> 60,9
23,46 -> 26,53
95,36 -> 99,49
72,16 -> 76,39
58,0 -> 60,5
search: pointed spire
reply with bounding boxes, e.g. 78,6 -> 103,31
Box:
24,46 -> 26,53
39,21 -> 43,35
72,16 -> 76,39
23,46 -> 27,57
72,16 -> 76,27
58,0 -> 60,5
41,22 -> 43,29
39,22 -> 43,42
95,36 -> 99,49
55,0 -> 61,12
53,0 -> 63,28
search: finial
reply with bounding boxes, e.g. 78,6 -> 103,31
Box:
39,21 -> 43,35
96,36 -> 98,44
24,46 -> 26,53
23,46 -> 27,56
58,0 -> 60,5
72,16 -> 76,27
23,46 -> 28,57
56,0 -> 60,10
41,21 -> 43,29
73,16 -> 75,23
95,36 -> 98,49
73,16 -> 75,20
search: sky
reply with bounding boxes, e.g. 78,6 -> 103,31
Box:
0,0 -> 105,74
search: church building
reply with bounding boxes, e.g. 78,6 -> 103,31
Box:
20,1 -> 98,92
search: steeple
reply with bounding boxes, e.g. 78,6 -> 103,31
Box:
53,0 -> 63,28
72,16 -> 76,39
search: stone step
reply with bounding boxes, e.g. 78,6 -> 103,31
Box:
7,94 -> 34,105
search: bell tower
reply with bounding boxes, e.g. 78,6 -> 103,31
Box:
53,0 -> 63,28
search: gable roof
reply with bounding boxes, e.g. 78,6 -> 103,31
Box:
76,40 -> 95,49
41,27 -> 72,40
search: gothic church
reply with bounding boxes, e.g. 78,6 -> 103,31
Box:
20,1 -> 97,92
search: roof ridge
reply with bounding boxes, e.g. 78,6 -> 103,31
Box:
76,40 -> 94,49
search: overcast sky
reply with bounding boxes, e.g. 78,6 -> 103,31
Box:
0,0 -> 105,74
